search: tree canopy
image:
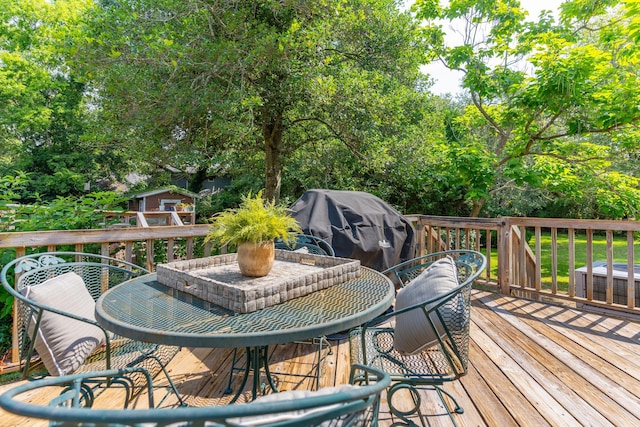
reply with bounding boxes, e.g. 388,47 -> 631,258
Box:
415,0 -> 640,217
77,0 -> 431,202
0,0 -> 131,199
1,0 -> 639,219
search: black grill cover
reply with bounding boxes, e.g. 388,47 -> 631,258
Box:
289,189 -> 416,271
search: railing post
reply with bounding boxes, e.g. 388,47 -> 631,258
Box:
628,230 -> 636,309
101,243 -> 110,294
568,228 -> 575,298
146,239 -> 155,271
11,247 -> 25,364
167,237 -> 175,262
415,220 -> 425,257
498,217 -> 512,294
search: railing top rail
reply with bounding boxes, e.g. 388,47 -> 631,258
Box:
0,224 -> 210,249
2,216 -> 637,251
406,215 -> 640,232
505,217 -> 640,231
404,215 -> 505,229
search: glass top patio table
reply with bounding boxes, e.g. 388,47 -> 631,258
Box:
95,266 -> 395,349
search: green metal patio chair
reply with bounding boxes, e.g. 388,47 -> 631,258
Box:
0,364 -> 390,426
349,250 -> 486,427
1,251 -> 183,405
275,233 -> 336,256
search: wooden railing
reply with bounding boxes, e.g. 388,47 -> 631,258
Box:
1,215 -> 639,365
0,225 -> 212,366
407,215 -> 640,317
0,224 -> 211,272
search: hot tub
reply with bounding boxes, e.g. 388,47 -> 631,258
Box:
574,261 -> 640,307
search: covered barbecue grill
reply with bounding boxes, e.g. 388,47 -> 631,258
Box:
288,189 -> 416,271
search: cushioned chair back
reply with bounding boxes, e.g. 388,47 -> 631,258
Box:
383,250 -> 483,289
1,252 -> 149,374
382,250 -> 485,371
14,253 -> 148,298
349,250 -> 486,425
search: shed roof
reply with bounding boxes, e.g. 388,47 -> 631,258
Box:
129,186 -> 200,199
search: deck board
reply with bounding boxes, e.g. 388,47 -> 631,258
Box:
472,296 -> 600,426
479,293 -> 640,425
1,289 -> 639,426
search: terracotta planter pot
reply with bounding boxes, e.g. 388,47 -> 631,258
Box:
237,241 -> 275,277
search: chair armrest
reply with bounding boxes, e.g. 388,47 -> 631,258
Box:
0,367 -> 155,416
0,364 -> 391,426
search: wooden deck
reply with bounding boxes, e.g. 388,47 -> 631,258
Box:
2,289 -> 640,426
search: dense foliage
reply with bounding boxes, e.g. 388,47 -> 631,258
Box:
415,0 -> 640,218
0,0 -> 133,200
1,0 -> 639,218
205,190 -> 301,248
75,0 -> 433,203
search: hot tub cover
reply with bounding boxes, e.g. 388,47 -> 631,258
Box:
289,189 -> 416,271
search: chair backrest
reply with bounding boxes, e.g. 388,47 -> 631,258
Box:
0,364 -> 390,427
3,252 -> 149,299
382,249 -> 486,290
1,252 -> 149,375
384,250 -> 486,373
275,234 -> 335,256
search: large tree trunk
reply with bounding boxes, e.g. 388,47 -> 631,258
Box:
470,197 -> 485,217
262,110 -> 283,203
188,166 -> 208,193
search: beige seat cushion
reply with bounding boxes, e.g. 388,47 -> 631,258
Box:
229,384 -> 359,426
393,256 -> 460,354
23,272 -> 105,376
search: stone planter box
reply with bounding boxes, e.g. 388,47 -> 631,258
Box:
156,249 -> 361,313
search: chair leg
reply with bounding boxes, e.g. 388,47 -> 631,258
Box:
436,385 -> 464,414
388,382 -> 424,427
249,338 -> 331,391
225,346 -> 269,395
313,336 -> 332,389
229,348 -> 253,404
147,354 -> 186,407
388,382 -> 462,427
288,337 -> 332,390
127,351 -> 186,407
224,348 -> 244,395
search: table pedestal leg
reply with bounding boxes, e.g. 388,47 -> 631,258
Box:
229,346 -> 279,404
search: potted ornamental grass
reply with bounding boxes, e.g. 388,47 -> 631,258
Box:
205,190 -> 301,277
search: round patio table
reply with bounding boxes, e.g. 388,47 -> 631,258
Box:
95,266 -> 394,402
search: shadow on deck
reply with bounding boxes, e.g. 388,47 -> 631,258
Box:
2,289 -> 639,426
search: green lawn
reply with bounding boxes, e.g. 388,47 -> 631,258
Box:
487,231 -> 640,293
